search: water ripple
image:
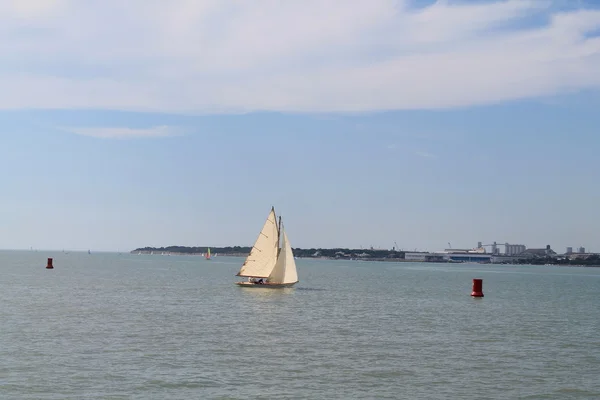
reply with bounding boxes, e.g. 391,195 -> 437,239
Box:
1,252 -> 600,399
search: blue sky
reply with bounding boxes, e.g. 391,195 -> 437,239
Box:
1,0 -> 599,252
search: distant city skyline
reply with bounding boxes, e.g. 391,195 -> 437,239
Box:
1,1 -> 599,253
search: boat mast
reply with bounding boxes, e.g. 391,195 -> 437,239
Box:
277,216 -> 282,255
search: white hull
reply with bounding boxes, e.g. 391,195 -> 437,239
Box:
235,281 -> 297,288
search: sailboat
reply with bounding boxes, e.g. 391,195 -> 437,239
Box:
205,247 -> 211,260
235,207 -> 299,288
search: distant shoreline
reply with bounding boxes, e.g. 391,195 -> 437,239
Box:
130,249 -> 409,262
130,245 -> 407,261
130,248 -> 600,267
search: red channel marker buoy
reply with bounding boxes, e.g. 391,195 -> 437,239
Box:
471,278 -> 483,297
46,258 -> 54,269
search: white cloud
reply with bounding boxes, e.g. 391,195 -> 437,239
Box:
62,125 -> 182,139
415,151 -> 437,159
0,0 -> 67,19
0,0 -> 599,113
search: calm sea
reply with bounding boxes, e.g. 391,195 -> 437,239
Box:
1,250 -> 599,399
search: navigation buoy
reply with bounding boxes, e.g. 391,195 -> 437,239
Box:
471,278 -> 483,297
46,258 -> 54,269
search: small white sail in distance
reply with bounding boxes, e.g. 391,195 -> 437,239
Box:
268,226 -> 298,284
237,207 -> 279,278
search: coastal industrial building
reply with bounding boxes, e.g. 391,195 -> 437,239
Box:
505,244 -> 527,256
564,246 -> 593,260
405,250 -> 496,263
404,241 -> 560,264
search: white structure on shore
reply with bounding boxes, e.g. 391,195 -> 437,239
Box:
505,244 -> 526,256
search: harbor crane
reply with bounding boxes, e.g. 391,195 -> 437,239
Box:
482,242 -> 505,254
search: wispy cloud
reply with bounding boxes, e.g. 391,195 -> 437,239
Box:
1,0 -> 600,113
62,125 -> 182,139
415,151 -> 437,159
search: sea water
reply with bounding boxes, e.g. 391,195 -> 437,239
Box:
1,250 -> 599,399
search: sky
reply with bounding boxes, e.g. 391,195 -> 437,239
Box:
1,0 -> 599,253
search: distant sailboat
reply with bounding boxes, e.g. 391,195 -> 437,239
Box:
205,247 -> 211,260
235,207 -> 298,288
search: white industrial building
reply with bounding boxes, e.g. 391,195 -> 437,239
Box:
504,243 -> 526,256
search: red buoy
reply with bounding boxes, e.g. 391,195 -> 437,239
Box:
471,278 -> 483,297
46,258 -> 54,269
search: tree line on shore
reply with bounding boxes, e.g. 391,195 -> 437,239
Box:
513,254 -> 600,266
131,246 -> 405,259
131,246 -> 599,266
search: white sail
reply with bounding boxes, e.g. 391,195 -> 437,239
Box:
237,208 -> 280,278
268,227 -> 298,284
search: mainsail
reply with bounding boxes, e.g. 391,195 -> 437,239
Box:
237,208 -> 280,278
268,227 -> 298,284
